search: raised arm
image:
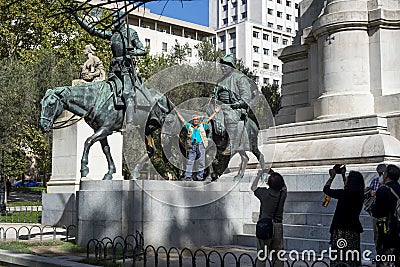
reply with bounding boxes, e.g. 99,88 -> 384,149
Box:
204,106 -> 221,124
175,109 -> 186,124
251,170 -> 263,192
72,12 -> 112,40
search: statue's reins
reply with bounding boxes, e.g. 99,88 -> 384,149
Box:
51,106 -> 95,129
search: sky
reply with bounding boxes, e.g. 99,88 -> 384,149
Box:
142,0 -> 209,26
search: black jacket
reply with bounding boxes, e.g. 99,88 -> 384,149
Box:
323,185 -> 364,234
371,180 -> 400,230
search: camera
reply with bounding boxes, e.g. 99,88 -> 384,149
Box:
333,164 -> 344,174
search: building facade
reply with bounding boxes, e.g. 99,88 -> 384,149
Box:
209,0 -> 300,86
129,7 -> 215,62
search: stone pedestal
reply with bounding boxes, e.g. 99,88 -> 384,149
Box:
42,111 -> 123,226
76,180 -> 258,247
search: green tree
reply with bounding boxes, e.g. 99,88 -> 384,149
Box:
195,41 -> 224,62
261,84 -> 282,116
0,50 -> 75,180
0,0 -> 110,65
170,40 -> 190,65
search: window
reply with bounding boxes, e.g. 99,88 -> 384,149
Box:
286,14 -> 292,20
232,15 -> 237,21
264,78 -> 270,84
263,33 -> 269,40
273,79 -> 280,86
277,0 -> 281,3
241,12 -> 247,19
145,38 -> 150,47
295,3 -> 299,9
253,31 -> 259,38
253,61 -> 260,68
283,39 -> 288,45
222,18 -> 228,24
273,36 -> 279,43
188,48 -> 192,57
242,0 -> 247,4
232,2 -> 237,7
273,50 -> 278,56
253,76 -> 260,84
263,63 -> 269,69
263,48 -> 269,55
268,22 -> 274,28
286,1 -> 291,7
295,17 -> 299,22
277,25 -> 283,30
223,5 -> 228,11
273,65 -> 279,71
220,35 -> 226,42
277,11 -> 283,18
286,27 -> 292,33
253,46 -> 259,53
162,42 -> 167,52
230,47 -> 236,54
268,8 -> 273,15
230,32 -> 236,39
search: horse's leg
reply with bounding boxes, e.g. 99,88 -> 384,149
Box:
130,135 -> 155,180
130,154 -> 149,180
233,151 -> 249,181
251,143 -> 269,181
100,138 -> 116,180
81,128 -> 110,178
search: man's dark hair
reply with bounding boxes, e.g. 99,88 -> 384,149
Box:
268,172 -> 286,191
385,164 -> 400,182
346,171 -> 365,191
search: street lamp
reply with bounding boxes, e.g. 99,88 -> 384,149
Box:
0,132 -> 6,212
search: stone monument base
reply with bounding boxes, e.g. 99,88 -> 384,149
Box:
75,180 -> 258,247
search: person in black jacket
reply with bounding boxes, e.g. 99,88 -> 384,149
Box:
371,164 -> 400,267
323,167 -> 365,267
252,170 -> 287,267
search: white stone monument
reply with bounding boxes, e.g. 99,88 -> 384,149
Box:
42,49 -> 123,226
245,0 -> 400,191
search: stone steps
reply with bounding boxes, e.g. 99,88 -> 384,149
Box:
242,223 -> 374,241
234,191 -> 376,255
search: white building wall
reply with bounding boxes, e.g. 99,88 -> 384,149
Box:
126,7 -> 215,63
210,0 -> 301,87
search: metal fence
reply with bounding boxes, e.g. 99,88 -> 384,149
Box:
0,224 -> 76,242
86,235 -> 375,267
0,205 -> 42,223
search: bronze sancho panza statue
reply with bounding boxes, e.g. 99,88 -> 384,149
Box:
72,10 -> 147,123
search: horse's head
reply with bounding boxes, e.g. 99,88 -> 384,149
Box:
40,89 -> 64,133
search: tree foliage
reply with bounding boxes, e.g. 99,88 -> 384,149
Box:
195,41 -> 224,62
261,84 -> 282,116
0,0 -> 110,65
0,50 -> 77,180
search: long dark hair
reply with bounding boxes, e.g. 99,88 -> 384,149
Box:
346,171 -> 365,192
268,172 -> 286,191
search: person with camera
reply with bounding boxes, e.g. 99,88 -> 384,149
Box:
252,170 -> 287,267
323,166 -> 365,267
371,164 -> 400,267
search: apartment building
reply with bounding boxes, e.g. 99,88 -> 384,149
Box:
210,0 -> 300,86
82,0 -> 215,62
128,7 -> 215,62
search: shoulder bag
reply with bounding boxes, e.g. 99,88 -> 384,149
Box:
256,190 -> 283,240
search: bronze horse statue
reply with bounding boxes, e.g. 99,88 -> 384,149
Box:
40,80 -> 171,180
40,80 -> 266,180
